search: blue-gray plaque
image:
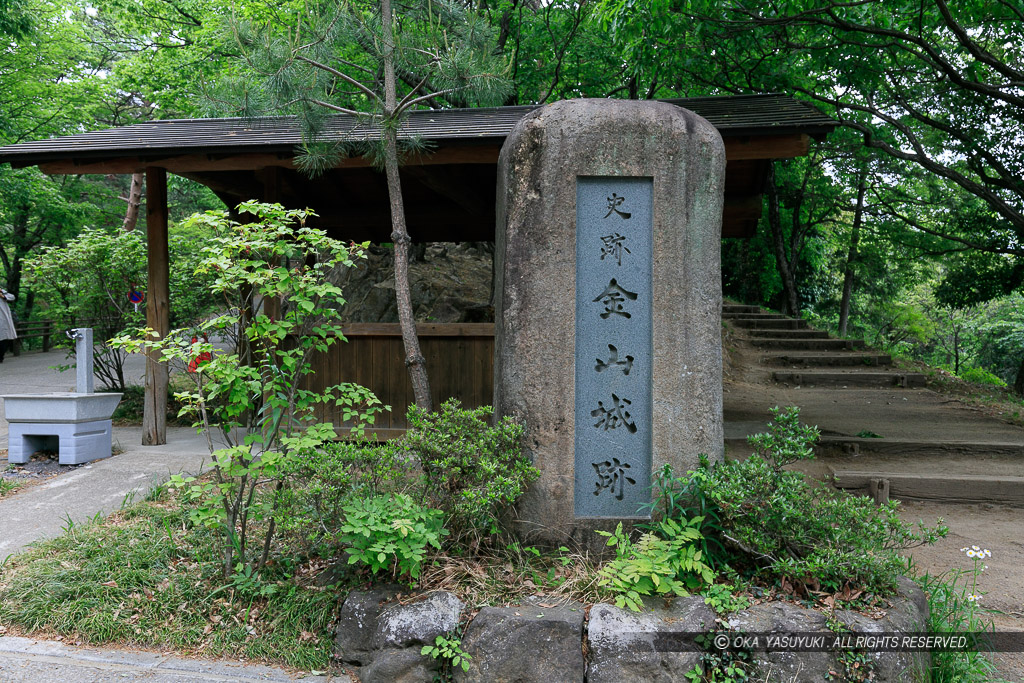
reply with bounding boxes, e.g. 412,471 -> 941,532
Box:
575,176 -> 653,518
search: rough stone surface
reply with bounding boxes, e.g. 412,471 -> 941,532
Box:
455,598 -> 587,683
494,98 -> 726,550
335,243 -> 493,323
586,596 -> 716,683
834,576 -> 931,681
334,588 -> 464,683
333,586 -> 404,665
727,602 -> 840,682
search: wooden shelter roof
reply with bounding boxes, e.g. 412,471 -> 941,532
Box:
0,94 -> 837,239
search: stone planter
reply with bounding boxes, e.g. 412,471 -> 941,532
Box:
2,392 -> 122,423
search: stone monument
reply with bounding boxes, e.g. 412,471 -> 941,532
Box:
494,99 -> 726,550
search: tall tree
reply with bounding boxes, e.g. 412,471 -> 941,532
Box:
223,0 -> 510,411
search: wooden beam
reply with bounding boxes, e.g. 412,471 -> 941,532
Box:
142,167 -> 170,446
722,134 -> 809,161
36,134 -> 808,176
37,145 -> 503,176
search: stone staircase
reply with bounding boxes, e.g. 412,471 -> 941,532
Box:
722,303 -> 1024,507
723,304 -> 924,389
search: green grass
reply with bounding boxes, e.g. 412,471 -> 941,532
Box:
0,492 -> 342,671
0,479 -> 20,498
917,568 -> 1007,682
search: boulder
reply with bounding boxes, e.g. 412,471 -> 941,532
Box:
834,577 -> 931,681
727,602 -> 840,682
455,598 -> 586,682
587,596 -> 715,682
334,588 -> 464,683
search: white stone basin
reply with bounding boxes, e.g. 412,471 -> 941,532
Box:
2,392 -> 123,423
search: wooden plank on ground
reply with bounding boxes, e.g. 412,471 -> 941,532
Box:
831,469 -> 1024,506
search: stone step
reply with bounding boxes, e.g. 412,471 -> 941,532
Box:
745,329 -> 832,340
750,338 -> 865,351
728,318 -> 809,330
722,311 -> 788,320
816,436 -> 1024,459
771,370 -> 927,388
726,435 -> 1024,460
762,352 -> 892,367
830,470 -> 1024,507
722,304 -> 762,314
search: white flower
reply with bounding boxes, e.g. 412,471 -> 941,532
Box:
967,549 -> 979,558
982,549 -> 992,558
967,594 -> 982,603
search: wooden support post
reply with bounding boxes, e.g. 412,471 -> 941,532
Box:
869,478 -> 891,505
259,168 -> 282,321
142,167 -> 170,446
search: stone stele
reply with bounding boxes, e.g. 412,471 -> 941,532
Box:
495,98 -> 726,551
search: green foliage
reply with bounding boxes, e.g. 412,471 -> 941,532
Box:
919,547 -> 1002,682
700,583 -> 750,615
403,399 -> 536,547
276,439 -> 414,557
959,367 -> 1007,387
0,498 -> 338,670
339,493 -> 446,583
697,407 -> 946,594
421,634 -> 471,674
110,202 -> 384,579
25,225 -> 213,389
596,519 -> 714,612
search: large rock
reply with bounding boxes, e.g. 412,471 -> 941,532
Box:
455,598 -> 587,682
834,576 -> 931,681
587,596 -> 716,682
334,588 -> 464,683
495,98 -> 726,551
335,242 -> 493,323
727,602 -> 840,682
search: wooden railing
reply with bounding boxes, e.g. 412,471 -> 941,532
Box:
12,320 -> 55,354
301,322 -> 495,439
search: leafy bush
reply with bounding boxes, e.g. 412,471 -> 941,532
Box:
111,202 -> 385,579
26,225 -> 213,390
958,366 -> 1007,387
596,518 -> 715,612
277,439 -> 414,557
403,399 -> 537,548
696,407 -> 945,594
339,493 -> 446,583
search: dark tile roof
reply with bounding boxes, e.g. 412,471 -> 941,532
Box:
0,94 -> 835,165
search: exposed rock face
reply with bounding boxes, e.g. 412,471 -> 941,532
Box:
586,596 -> 715,682
454,598 -> 587,683
834,577 -> 932,681
334,587 -> 464,683
336,242 -> 493,323
334,584 -> 930,683
727,602 -> 840,681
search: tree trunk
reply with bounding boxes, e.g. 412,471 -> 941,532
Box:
766,163 -> 800,316
1014,356 -> 1024,396
838,169 -> 866,337
122,172 -> 144,232
381,0 -> 432,412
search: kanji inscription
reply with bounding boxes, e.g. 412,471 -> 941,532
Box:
575,176 -> 652,518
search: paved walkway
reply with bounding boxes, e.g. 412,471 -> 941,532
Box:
0,350 -> 343,681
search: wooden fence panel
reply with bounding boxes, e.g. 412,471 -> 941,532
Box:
301,323 -> 495,439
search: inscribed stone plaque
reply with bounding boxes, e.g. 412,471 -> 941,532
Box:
494,98 -> 726,552
575,177 -> 652,518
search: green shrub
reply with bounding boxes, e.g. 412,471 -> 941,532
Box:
696,407 -> 946,594
276,439 -> 414,557
403,399 -> 537,547
596,518 -> 715,612
339,493 -> 446,583
958,366 -> 1007,387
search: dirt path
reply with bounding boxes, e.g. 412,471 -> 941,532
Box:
722,319 -> 1024,682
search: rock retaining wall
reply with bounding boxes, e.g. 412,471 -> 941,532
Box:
334,578 -> 930,682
